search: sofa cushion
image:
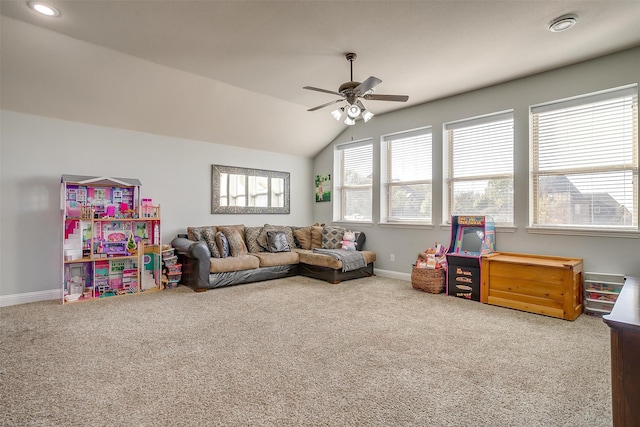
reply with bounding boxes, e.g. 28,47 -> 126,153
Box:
252,251 -> 299,267
219,226 -> 248,256
245,226 -> 263,253
201,227 -> 221,258
267,230 -> 290,253
209,254 -> 260,273
215,231 -> 230,258
293,226 -> 312,250
322,225 -> 347,249
295,249 -> 376,269
258,224 -> 296,251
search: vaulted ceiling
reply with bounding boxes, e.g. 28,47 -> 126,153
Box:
1,1 -> 639,157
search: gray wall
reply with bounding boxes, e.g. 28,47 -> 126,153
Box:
313,47 -> 640,279
0,111 -> 313,303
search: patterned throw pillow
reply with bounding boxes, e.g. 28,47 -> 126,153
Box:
187,226 -> 202,242
322,225 -> 346,249
187,226 -> 217,242
201,227 -> 221,258
257,224 -> 296,251
267,230 -> 290,253
215,231 -> 230,258
292,226 -> 312,250
218,226 -> 248,256
245,227 -> 263,253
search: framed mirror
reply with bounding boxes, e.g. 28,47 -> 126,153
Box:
211,165 -> 290,214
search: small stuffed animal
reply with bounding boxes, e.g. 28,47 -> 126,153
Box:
341,231 -> 357,251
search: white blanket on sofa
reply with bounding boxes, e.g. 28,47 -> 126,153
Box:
312,249 -> 367,272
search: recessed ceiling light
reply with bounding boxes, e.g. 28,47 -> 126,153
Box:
28,2 -> 61,17
548,14 -> 578,32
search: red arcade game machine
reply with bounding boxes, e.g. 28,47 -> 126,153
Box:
446,216 -> 496,301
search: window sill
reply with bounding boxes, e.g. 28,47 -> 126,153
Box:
332,221 -> 374,228
526,226 -> 640,239
378,222 -> 434,230
439,224 -> 516,233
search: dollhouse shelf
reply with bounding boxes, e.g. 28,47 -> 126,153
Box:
61,175 -> 162,304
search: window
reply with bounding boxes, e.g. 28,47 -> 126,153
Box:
334,140 -> 373,222
531,85 -> 638,230
444,111 -> 514,225
381,128 -> 432,223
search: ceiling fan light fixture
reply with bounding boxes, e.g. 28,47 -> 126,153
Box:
331,107 -> 344,121
362,110 -> 374,122
548,14 -> 578,32
344,116 -> 356,126
347,104 -> 361,118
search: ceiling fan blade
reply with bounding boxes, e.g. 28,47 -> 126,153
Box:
364,94 -> 409,102
354,76 -> 382,95
303,86 -> 342,96
307,99 -> 343,112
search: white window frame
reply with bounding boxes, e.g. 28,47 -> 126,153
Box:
380,127 -> 433,224
333,139 -> 373,223
529,85 -> 638,234
443,111 -> 515,226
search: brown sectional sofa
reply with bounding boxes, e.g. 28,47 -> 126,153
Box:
171,224 -> 376,291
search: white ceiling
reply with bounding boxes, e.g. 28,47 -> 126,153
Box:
1,1 -> 639,157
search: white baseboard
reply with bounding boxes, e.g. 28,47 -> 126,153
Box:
1,272 -> 410,307
0,289 -> 60,307
374,268 -> 411,282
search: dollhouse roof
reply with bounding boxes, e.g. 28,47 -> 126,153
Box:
61,175 -> 141,187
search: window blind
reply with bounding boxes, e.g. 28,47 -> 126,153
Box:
444,111 -> 514,225
334,141 -> 373,222
383,128 -> 432,222
531,85 -> 638,229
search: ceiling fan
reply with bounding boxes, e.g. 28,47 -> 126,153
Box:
303,52 -> 409,125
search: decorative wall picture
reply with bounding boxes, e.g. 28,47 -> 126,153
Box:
315,174 -> 331,202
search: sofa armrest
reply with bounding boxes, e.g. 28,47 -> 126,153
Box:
171,237 -> 211,290
355,232 -> 366,251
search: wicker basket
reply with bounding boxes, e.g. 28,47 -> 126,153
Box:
411,266 -> 445,294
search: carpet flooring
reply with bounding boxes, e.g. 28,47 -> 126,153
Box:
1,275 -> 612,426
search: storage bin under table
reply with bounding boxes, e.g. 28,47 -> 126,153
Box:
481,252 -> 583,320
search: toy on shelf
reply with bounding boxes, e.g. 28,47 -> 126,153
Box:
161,246 -> 181,289
126,233 -> 137,254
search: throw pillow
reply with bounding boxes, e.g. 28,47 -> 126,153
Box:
310,225 -> 323,249
244,227 -> 263,253
218,226 -> 248,256
187,225 -> 217,242
257,224 -> 296,251
267,230 -> 290,253
322,225 -> 346,249
293,226 -> 312,250
201,227 -> 221,258
215,231 -> 230,258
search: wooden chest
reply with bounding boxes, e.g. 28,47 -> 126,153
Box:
481,252 -> 583,320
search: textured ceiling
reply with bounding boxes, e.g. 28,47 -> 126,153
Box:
1,0 -> 639,157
